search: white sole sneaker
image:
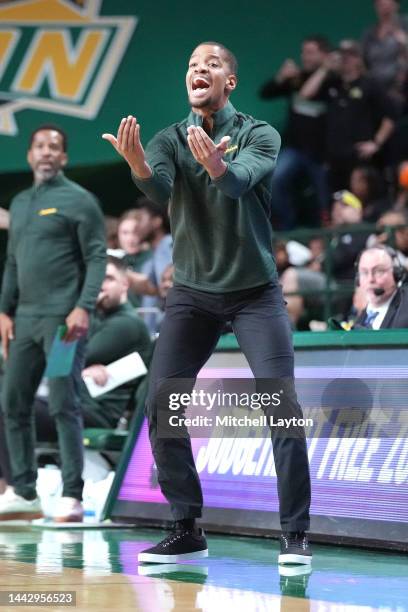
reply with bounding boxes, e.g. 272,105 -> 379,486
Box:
53,514 -> 83,523
138,549 -> 208,564
53,498 -> 84,523
278,553 -> 312,565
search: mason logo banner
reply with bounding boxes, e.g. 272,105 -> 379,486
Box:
0,0 -> 136,135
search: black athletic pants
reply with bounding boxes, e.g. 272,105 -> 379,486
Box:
145,282 -> 311,532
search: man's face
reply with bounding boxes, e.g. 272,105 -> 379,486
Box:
376,213 -> 408,253
358,250 -> 396,306
340,50 -> 363,76
395,227 -> 408,253
27,129 -> 67,183
301,42 -> 326,73
134,209 -> 161,242
97,263 -> 129,311
159,264 -> 174,298
186,44 -> 237,111
331,201 -> 362,226
118,219 -> 140,255
350,169 -> 369,201
374,0 -> 399,18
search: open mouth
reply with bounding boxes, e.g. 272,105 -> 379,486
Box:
192,77 -> 210,94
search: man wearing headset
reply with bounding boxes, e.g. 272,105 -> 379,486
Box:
353,245 -> 408,329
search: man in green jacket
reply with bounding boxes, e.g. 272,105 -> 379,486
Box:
0,124 -> 106,522
103,42 -> 312,565
80,256 -> 152,428
0,256 -> 152,486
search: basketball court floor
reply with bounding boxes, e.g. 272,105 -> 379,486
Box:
0,526 -> 407,611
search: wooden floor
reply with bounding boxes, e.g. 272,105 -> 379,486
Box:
0,526 -> 407,611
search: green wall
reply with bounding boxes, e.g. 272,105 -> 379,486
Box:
1,0 -> 407,211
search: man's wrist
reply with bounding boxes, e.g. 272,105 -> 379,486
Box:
207,160 -> 228,180
131,161 -> 152,180
75,304 -> 91,315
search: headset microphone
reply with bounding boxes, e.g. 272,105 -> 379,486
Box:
373,287 -> 386,296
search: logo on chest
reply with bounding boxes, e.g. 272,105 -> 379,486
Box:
38,208 -> 57,216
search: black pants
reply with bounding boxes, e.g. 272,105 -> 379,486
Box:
146,283 -> 311,532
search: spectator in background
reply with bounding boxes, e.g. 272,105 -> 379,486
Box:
367,209 -> 408,267
118,208 -> 152,269
352,245 -> 408,328
361,0 -> 408,91
259,35 -> 331,229
273,241 -> 291,275
300,40 -> 398,191
127,198 -> 172,334
349,165 -> 391,222
158,264 -> 174,300
394,160 -> 408,210
117,208 -> 153,306
104,215 -> 120,249
329,190 -> 369,281
281,190 -> 367,327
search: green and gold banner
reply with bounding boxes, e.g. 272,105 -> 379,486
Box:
0,0 -> 381,172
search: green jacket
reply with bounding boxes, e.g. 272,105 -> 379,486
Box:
81,302 -> 153,428
133,101 -> 280,292
0,173 -> 106,316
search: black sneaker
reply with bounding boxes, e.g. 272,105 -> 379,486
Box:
278,531 -> 312,565
138,524 -> 208,563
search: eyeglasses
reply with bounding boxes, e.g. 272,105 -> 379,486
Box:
358,267 -> 393,279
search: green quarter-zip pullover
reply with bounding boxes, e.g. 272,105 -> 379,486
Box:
133,102 -> 281,292
81,302 -> 153,428
0,173 -> 106,316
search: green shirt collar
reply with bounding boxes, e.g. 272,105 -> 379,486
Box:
32,171 -> 66,192
96,301 -> 133,320
187,101 -> 236,130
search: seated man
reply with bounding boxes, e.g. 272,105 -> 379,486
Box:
352,245 -> 408,329
366,210 -> 408,270
80,255 -> 153,427
0,256 -> 153,510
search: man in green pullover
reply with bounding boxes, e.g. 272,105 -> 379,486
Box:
0,124 -> 106,522
80,256 -> 152,428
103,42 -> 312,565
0,257 -> 152,486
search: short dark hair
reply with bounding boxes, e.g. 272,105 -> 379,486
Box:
29,124 -> 68,152
195,41 -> 238,75
303,35 -> 331,53
107,255 -> 127,273
135,197 -> 171,233
118,208 -> 140,226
